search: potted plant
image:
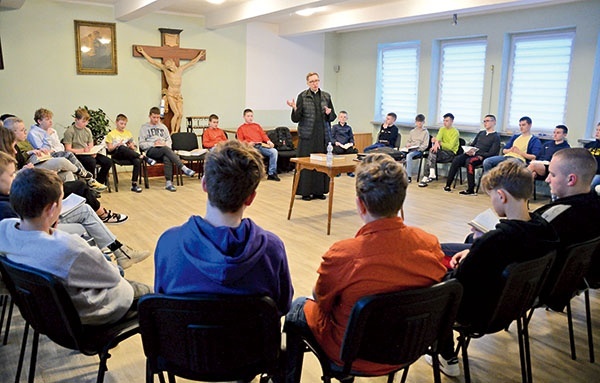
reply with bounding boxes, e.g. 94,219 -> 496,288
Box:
77,106 -> 110,144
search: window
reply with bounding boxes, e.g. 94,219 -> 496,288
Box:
506,29 -> 575,133
437,38 -> 487,126
375,42 -> 419,122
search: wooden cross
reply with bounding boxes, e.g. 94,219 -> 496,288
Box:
133,28 -> 205,132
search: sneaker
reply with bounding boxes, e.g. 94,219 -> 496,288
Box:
182,167 -> 196,177
335,173 -> 341,177
424,354 -> 460,377
145,156 -> 157,166
165,184 -> 177,192
88,179 -> 108,192
113,245 -> 150,269
313,194 -> 326,200
77,169 -> 94,180
267,174 -> 281,181
100,210 -> 128,224
131,184 -> 142,193
459,190 -> 477,196
443,186 -> 452,192
407,177 -> 412,183
347,172 -> 355,177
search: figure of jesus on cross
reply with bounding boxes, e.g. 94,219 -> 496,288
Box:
134,29 -> 205,133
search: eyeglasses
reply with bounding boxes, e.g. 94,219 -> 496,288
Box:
482,119 -> 493,123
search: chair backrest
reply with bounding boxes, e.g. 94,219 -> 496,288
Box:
394,133 -> 401,149
138,294 -> 281,382
0,255 -> 83,351
171,132 -> 199,151
540,235 -> 600,311
478,250 -> 556,334
339,279 -> 463,374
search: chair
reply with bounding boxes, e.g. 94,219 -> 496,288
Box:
0,277 -> 15,345
434,137 -> 464,181
532,173 -> 547,201
299,280 -> 463,383
109,156 -> 149,192
0,255 -> 140,383
450,138 -> 468,188
171,132 -> 205,185
138,294 -> 281,383
416,135 -> 433,181
528,236 -> 600,362
454,250 -> 556,383
267,127 -> 298,173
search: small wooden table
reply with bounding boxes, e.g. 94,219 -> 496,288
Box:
288,155 -> 358,235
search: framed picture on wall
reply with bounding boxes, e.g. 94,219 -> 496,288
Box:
74,20 -> 117,75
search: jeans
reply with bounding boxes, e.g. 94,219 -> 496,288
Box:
59,202 -> 116,249
280,297 -> 313,383
146,146 -> 184,181
482,155 -> 508,173
36,157 -> 78,182
52,151 -> 88,175
424,149 -> 455,177
363,142 -> 386,152
256,145 -> 278,175
405,150 -> 423,178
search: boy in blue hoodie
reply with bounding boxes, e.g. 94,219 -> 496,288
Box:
153,140 -> 293,316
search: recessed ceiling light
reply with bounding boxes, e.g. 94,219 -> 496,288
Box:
296,7 -> 326,17
206,0 -> 225,5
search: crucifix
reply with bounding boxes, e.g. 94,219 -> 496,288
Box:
133,28 -> 205,133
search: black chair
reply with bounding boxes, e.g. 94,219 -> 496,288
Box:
171,132 -> 205,185
416,135 -> 433,181
532,173 -> 547,201
0,255 -> 140,383
434,137 -> 464,181
450,138 -> 468,188
0,277 -> 14,345
109,156 -> 149,192
528,236 -> 600,362
138,294 -> 281,383
454,250 -> 556,383
267,127 -> 298,173
299,280 -> 463,383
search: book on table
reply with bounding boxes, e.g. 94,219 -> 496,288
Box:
467,208 -> 500,233
310,153 -> 345,162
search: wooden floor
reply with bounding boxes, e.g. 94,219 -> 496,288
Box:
1,170 -> 599,383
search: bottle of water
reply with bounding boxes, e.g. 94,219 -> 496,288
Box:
326,142 -> 333,166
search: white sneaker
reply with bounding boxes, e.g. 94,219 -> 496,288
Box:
424,354 -> 460,377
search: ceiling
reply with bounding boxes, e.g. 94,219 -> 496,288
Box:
13,0 -> 584,36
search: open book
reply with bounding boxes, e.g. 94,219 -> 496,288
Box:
462,146 -> 479,153
399,145 -> 419,153
60,193 -> 86,216
467,208 -> 500,233
77,144 -> 105,155
29,153 -> 53,165
530,160 -> 550,165
339,142 -> 354,150
176,148 -> 208,156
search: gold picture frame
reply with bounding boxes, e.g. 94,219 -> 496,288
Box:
74,20 -> 117,75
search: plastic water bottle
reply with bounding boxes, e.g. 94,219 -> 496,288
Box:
326,142 -> 333,166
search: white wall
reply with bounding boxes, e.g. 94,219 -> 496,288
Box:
332,0 -> 600,142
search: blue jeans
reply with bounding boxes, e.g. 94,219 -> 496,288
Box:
405,150 -> 423,178
482,155 -> 508,173
256,145 -> 278,175
363,142 -> 386,152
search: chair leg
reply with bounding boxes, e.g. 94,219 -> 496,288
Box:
96,350 -> 111,383
517,316 -> 533,383
585,289 -> 595,362
3,298 -> 13,345
400,366 -> 410,383
386,371 -> 396,383
28,330 -> 40,383
111,163 -> 119,192
567,301 -> 577,360
457,334 -> 471,383
142,162 -> 150,189
15,322 -> 29,383
432,352 -> 442,383
167,371 -> 177,383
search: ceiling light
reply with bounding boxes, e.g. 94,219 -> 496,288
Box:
206,0 -> 225,4
296,8 -> 316,17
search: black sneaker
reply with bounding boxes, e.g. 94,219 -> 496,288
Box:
443,186 -> 452,192
131,184 -> 142,193
267,174 -> 281,181
347,172 -> 355,177
145,157 -> 157,166
313,194 -> 326,200
459,190 -> 477,196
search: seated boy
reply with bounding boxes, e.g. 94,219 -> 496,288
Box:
27,107 -> 107,192
154,140 -> 293,316
236,108 -> 280,181
330,110 -> 358,177
202,114 -> 228,149
106,113 -> 156,193
0,167 -> 152,325
404,113 -> 430,183
364,112 -> 399,152
431,160 -> 558,376
0,152 -> 150,270
138,106 -> 196,192
63,107 -> 113,188
527,124 -> 570,179
282,153 -> 446,382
